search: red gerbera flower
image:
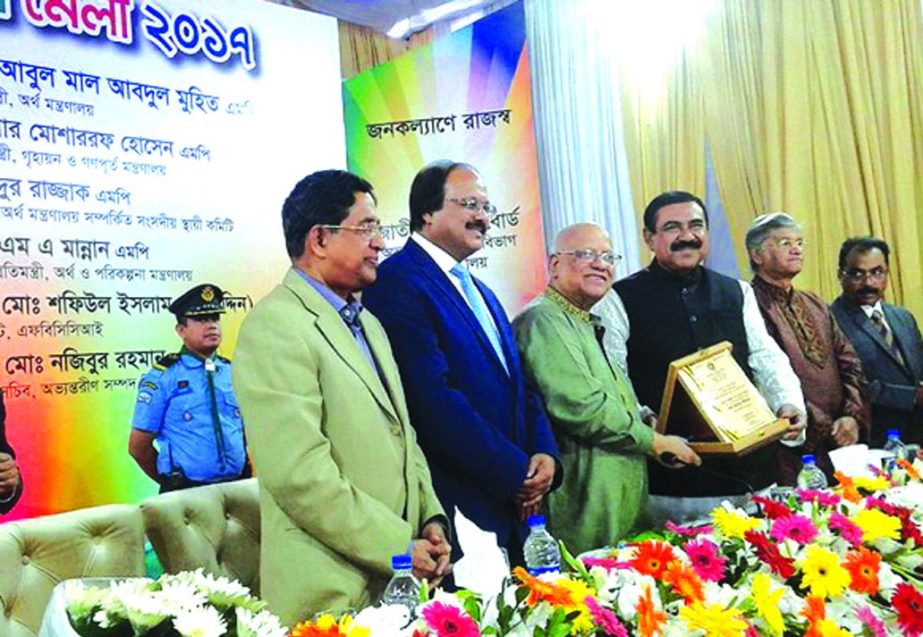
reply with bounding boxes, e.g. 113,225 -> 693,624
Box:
421,602 -> 480,637
752,494 -> 793,519
745,531 -> 795,579
630,541 -> 677,580
892,583 -> 923,636
843,547 -> 881,595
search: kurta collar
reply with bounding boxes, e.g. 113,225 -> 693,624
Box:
752,275 -> 794,303
545,286 -> 599,326
648,259 -> 703,289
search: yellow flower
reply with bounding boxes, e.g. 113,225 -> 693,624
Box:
800,545 -> 851,599
853,475 -> 890,492
851,509 -> 902,543
751,573 -> 785,636
555,577 -> 595,634
816,618 -> 851,637
679,602 -> 748,637
340,615 -> 370,637
711,508 -> 760,540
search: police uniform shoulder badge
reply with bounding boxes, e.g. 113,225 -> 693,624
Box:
154,352 -> 181,371
217,354 -> 232,364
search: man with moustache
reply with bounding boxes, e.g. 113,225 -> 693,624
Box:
233,170 -> 449,623
514,223 -> 699,553
595,191 -> 806,524
745,213 -> 868,484
363,161 -> 559,566
129,284 -> 249,492
832,237 -> 923,446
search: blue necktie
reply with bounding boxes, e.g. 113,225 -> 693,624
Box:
450,264 -> 508,374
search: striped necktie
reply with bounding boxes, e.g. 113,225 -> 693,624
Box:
870,309 -> 904,366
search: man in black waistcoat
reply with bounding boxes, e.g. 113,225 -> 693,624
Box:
595,191 -> 807,524
0,392 -> 23,515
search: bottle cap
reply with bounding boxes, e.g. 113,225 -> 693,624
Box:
887,429 -> 900,438
801,454 -> 816,464
391,554 -> 412,570
527,514 -> 546,527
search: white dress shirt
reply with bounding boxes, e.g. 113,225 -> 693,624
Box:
410,232 -> 502,335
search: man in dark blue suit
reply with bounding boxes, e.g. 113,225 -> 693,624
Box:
363,161 -> 560,565
831,237 -> 923,446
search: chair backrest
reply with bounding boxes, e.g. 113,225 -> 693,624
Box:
140,478 -> 260,594
0,504 -> 145,637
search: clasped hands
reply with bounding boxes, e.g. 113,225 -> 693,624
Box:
0,452 -> 20,502
411,521 -> 451,586
514,453 -> 555,521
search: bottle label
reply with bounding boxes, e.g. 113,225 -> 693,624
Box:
526,565 -> 560,576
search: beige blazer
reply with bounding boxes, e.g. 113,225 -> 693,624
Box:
232,269 -> 444,626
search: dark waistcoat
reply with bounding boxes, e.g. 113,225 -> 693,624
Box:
614,263 -> 774,496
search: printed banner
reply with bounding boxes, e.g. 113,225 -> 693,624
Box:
0,0 -> 345,519
342,1 -> 546,311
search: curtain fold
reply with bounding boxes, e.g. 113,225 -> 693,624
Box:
703,0 -> 923,315
524,0 -> 642,273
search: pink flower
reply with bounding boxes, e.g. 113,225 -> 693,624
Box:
421,602 -> 479,637
683,539 -> 726,582
796,489 -> 841,507
829,512 -> 863,547
857,606 -> 886,637
665,520 -> 712,536
582,557 -> 631,571
770,514 -> 818,545
585,596 -> 627,637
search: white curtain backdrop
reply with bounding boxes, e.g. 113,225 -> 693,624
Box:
524,0 -> 642,274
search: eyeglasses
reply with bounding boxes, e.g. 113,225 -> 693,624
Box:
556,249 -> 621,266
447,198 -> 498,216
316,221 -> 382,239
764,238 -> 806,250
842,267 -> 887,283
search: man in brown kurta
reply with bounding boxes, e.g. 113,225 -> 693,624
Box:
746,213 -> 870,484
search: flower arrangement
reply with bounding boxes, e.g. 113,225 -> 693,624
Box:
64,568 -> 288,637
291,458 -> 922,636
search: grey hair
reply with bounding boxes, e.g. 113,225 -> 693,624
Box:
745,212 -> 802,273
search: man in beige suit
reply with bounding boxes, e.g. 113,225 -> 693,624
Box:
233,170 -> 449,625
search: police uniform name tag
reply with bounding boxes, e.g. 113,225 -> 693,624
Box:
656,341 -> 788,455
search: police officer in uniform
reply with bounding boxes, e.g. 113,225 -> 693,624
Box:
129,284 -> 249,492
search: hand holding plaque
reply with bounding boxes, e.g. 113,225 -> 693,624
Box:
656,341 -> 788,455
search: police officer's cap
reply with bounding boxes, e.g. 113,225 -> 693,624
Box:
169,284 -> 226,321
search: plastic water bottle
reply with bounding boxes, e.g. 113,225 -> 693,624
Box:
381,554 -> 419,617
796,454 -> 828,490
882,429 -> 906,471
523,515 -> 561,575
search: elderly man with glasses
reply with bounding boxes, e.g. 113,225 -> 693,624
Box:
513,223 -> 699,553
746,213 -> 869,484
364,160 -> 560,568
831,237 -> 923,447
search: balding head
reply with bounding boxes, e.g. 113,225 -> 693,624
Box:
549,223 -> 616,311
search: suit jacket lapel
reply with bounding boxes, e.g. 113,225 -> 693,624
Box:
882,305 -> 915,375
853,303 -> 909,372
407,241 -> 511,377
284,270 -> 400,424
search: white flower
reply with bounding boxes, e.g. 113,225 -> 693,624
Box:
352,604 -> 408,636
236,606 -> 288,637
161,579 -> 209,612
173,605 -> 228,637
123,592 -> 170,633
64,580 -> 107,622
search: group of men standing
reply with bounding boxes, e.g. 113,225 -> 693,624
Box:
123,162 -> 922,625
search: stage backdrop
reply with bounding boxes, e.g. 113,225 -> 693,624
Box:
342,1 -> 546,312
0,0 -> 345,519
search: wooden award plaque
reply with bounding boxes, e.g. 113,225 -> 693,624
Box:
656,341 -> 789,456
